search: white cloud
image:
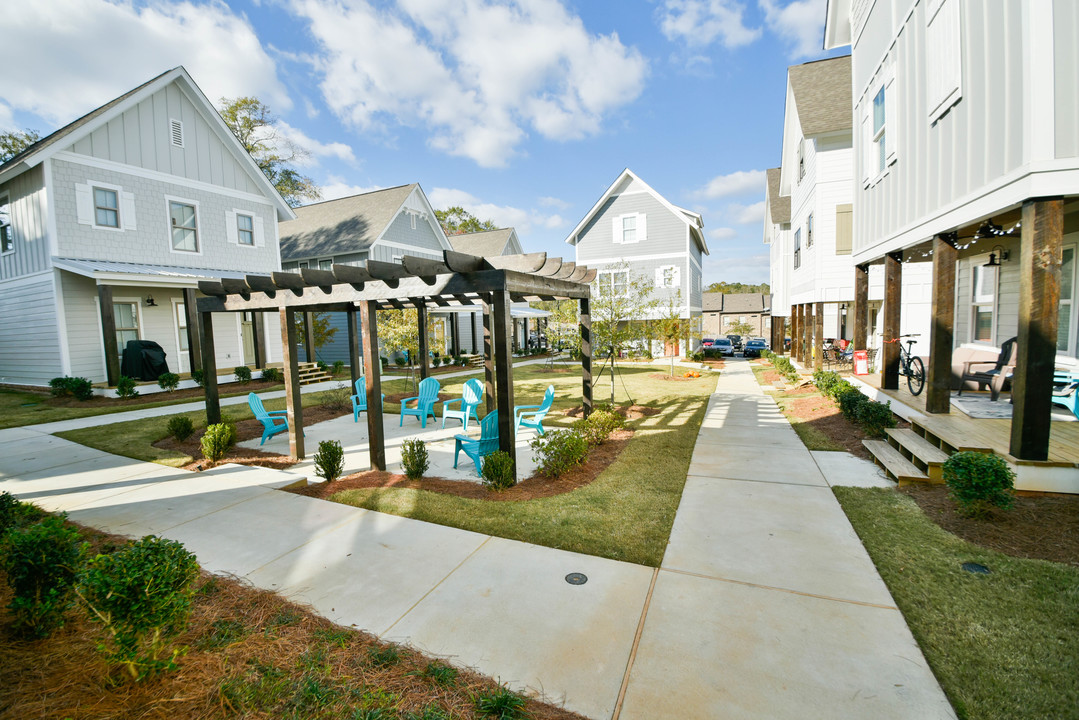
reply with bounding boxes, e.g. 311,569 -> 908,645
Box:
696,169 -> 766,199
538,196 -> 571,210
0,103 -> 15,132
292,0 -> 648,167
277,121 -> 357,166
730,200 -> 766,224
659,0 -> 761,49
318,177 -> 385,202
708,227 -> 739,241
0,0 -> 289,127
759,0 -> 828,59
428,187 -> 566,235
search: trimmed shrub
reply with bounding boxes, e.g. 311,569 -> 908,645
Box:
313,440 -> 345,483
1,516 -> 85,638
401,439 -> 429,480
78,535 -> 200,680
813,369 -> 841,397
260,367 -> 283,383
772,355 -> 799,382
943,451 -> 1016,516
200,422 -> 236,462
0,491 -> 21,537
394,357 -> 407,367
234,366 -> 252,384
190,369 -> 205,387
481,451 -> 515,491
332,360 -> 345,376
166,415 -> 195,442
573,408 -> 624,447
157,372 -> 180,393
531,430 -> 588,477
857,400 -> 897,438
48,376 -> 95,401
115,375 -> 139,399
836,386 -> 868,422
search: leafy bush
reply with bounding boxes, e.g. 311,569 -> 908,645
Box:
260,367 -> 282,383
234,366 -> 252,384
857,400 -> 897,438
395,357 -> 407,367
200,422 -> 236,462
313,440 -> 345,483
943,451 -> 1016,516
836,386 -> 868,422
813,369 -> 841,397
0,491 -> 20,537
401,439 -> 429,480
481,451 -> 515,490
191,369 -> 205,387
115,375 -> 139,399
321,382 -> 352,412
316,360 -> 329,372
157,372 -> 180,393
1,516 -> 85,638
78,535 -> 200,681
332,360 -> 345,375
771,355 -> 799,382
48,376 -> 95,401
689,350 -> 705,362
572,408 -> 624,447
166,415 -> 195,442
531,430 -> 588,477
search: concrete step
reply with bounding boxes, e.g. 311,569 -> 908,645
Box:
862,439 -> 929,484
885,428 -> 949,481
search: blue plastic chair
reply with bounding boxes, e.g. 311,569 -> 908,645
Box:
351,377 -> 385,422
514,385 -> 555,437
454,410 -> 500,476
248,392 -> 289,446
1052,372 -> 1079,419
442,378 -> 483,430
399,377 -> 442,428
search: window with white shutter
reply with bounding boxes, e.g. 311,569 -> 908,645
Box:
611,213 -> 645,244
926,0 -> 962,122
75,182 -> 135,231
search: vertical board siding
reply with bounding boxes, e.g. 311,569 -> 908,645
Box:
61,271 -> 106,381
0,274 -> 63,385
0,165 -> 48,280
1056,0 -> 1079,159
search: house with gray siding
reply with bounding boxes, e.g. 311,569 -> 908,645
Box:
565,169 -> 708,356
0,67 -> 294,387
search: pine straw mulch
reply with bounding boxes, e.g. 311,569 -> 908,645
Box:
900,483 -> 1079,567
0,524 -> 587,720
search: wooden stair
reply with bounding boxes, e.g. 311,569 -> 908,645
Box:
863,439 -> 929,484
885,428 -> 950,481
297,362 -> 333,386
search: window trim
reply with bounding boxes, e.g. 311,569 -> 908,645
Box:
165,196 -> 202,256
596,269 -> 630,297
112,298 -> 143,360
0,192 -> 13,255
806,213 -> 814,248
793,228 -> 802,269
92,184 -> 122,231
318,258 -> 334,271
1059,242 -> 1077,356
236,212 -> 255,246
970,257 -> 998,344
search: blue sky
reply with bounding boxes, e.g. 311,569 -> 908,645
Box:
1,0 -> 846,285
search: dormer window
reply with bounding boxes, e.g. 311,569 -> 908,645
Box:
613,212 -> 645,244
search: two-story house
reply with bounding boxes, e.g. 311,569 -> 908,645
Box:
565,168 -> 708,356
702,293 -> 771,339
0,67 -> 295,388
764,167 -> 792,348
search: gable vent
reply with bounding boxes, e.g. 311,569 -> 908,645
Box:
169,119 -> 184,148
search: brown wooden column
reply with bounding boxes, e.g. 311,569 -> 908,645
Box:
280,307 -> 304,460
451,313 -> 460,356
790,305 -> 799,360
1011,198 -> 1064,460
97,284 -> 119,386
182,288 -> 202,373
854,264 -> 869,351
492,289 -> 517,481
347,309 -> 361,388
483,294 -> 495,413
252,312 -> 266,369
360,300 -> 385,471
801,303 -> 809,364
882,253 -> 903,390
580,297 -> 593,418
472,311 -> 481,353
926,235 -> 958,413
814,301 -> 825,370
303,311 -> 316,363
199,310 -> 220,424
417,305 -> 429,380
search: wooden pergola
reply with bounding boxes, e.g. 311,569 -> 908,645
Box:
195,251 -> 595,481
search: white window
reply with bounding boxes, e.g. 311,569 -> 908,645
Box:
797,139 -> 806,181
0,194 -> 12,254
872,87 -> 886,173
176,302 -> 189,353
169,199 -> 199,253
622,215 -> 636,243
612,213 -> 645,244
926,0 -> 962,122
410,213 -> 417,230
806,213 -> 814,247
863,66 -> 897,182
170,118 -> 184,148
297,261 -> 309,270
596,270 -> 629,296
1059,245 -> 1076,354
94,187 -> 119,228
114,302 -> 139,355
237,213 -> 254,245
226,209 -> 263,247
656,265 -> 680,288
971,262 -> 997,343
76,182 -> 135,231
793,228 -> 802,269
318,259 -> 333,271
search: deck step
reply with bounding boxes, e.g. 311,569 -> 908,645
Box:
885,428 -> 949,481
863,439 -> 930,484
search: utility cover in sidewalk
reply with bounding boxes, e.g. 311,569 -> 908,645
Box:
565,572 -> 588,585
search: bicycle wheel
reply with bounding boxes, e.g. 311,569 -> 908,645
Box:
907,356 -> 925,396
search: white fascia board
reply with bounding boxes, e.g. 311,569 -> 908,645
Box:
778,83 -> 800,195
823,0 -> 853,50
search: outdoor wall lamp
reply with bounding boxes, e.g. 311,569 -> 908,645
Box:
984,245 -> 1010,267
145,293 -> 158,306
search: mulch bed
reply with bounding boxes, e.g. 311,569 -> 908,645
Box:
901,483 -> 1079,567
564,405 -> 660,420
648,373 -> 696,381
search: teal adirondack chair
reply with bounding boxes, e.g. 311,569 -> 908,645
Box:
514,385 -> 555,437
454,410 -> 499,476
400,377 -> 442,428
248,392 -> 289,446
351,377 -> 385,422
442,378 -> 483,430
1052,372 -> 1079,419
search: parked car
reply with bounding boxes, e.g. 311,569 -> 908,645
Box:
726,335 -> 743,352
712,337 -> 735,356
743,339 -> 767,358
701,338 -> 715,347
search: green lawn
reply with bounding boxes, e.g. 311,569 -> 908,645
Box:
834,487 -> 1079,720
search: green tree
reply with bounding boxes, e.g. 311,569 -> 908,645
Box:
436,206 -> 498,236
656,292 -> 691,375
591,262 -> 659,358
0,130 -> 41,163
533,300 -> 580,357
295,312 -> 337,360
705,281 -> 770,294
727,320 -> 755,338
217,97 -> 320,207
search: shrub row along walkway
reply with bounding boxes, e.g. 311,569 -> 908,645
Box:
0,357 -> 952,719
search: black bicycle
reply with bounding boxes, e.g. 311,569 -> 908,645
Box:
888,334 -> 925,396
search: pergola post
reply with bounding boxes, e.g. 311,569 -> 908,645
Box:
182,288 -> 202,373
417,305 -> 429,380
580,297 -> 592,417
360,300 -> 386,471
199,310 -> 220,424
472,311 -> 481,354
523,318 -> 530,350
789,306 -> 798,360
483,294 -> 495,413
451,313 -> 460,356
281,307 -> 305,460
814,301 -> 824,371
303,311 -> 316,363
926,235 -> 957,413
1011,197 -> 1064,460
347,309 -> 361,388
882,253 -> 902,390
98,284 -> 119,386
854,264 -> 869,351
492,290 -> 517,480
253,312 -> 266,369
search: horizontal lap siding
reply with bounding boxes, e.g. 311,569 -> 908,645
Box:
0,274 -> 63,385
577,193 -> 686,262
61,271 -> 105,381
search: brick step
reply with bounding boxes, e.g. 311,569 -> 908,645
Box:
885,428 -> 949,481
863,439 -> 930,484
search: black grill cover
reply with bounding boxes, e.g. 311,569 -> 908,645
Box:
120,340 -> 170,381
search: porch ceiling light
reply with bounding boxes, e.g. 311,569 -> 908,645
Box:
974,219 -> 1004,239
984,245 -> 1009,267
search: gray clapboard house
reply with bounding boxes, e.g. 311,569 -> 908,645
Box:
0,67 -> 295,387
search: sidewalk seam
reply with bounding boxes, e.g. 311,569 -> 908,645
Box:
611,566 -> 659,720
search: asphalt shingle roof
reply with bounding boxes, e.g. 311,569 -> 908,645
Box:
788,55 -> 852,136
447,228 -> 515,258
766,167 -> 791,224
703,293 -> 772,314
279,184 -> 416,260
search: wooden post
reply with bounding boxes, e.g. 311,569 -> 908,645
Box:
347,309 -> 361,389
814,302 -> 824,370
483,295 -> 495,413
926,235 -> 957,413
1011,198 -> 1064,460
492,290 -> 517,481
97,284 -> 120,386
280,307 -> 304,460
790,305 -> 799,360
303,311 -> 316,363
580,297 -> 593,417
472,311 -> 481,353
882,253 -> 902,390
451,313 -> 460,356
360,300 -> 386,471
253,312 -> 266,369
854,264 -> 869,351
182,288 -> 202,373
804,303 -> 814,366
523,318 -> 530,350
199,310 -> 220,424
417,304 -> 429,380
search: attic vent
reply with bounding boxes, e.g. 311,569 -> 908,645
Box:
169,119 -> 184,148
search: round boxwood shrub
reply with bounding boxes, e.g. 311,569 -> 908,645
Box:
481,451 -> 515,491
157,372 -> 180,393
572,408 -> 625,447
190,369 -> 205,387
115,375 -> 139,399
260,367 -> 283,383
836,386 -> 868,422
857,400 -> 897,438
233,366 -> 252,384
49,376 -> 95,401
943,451 -> 1016,516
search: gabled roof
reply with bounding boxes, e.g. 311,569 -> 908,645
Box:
766,167 -> 791,224
703,292 -> 772,314
447,228 -> 521,258
0,67 -> 294,220
787,55 -> 852,136
564,168 -> 709,255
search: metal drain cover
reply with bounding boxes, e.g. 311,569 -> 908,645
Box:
565,572 -> 588,585
961,562 -> 990,575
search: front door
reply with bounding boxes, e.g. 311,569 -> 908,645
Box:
241,314 -> 255,365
